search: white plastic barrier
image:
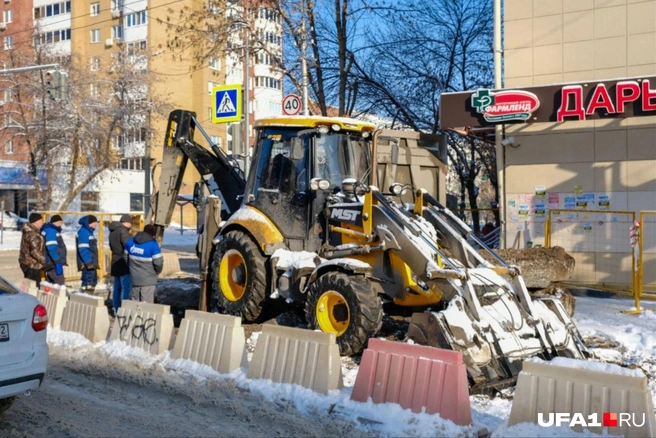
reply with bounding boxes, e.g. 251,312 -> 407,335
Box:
509,358 -> 656,437
247,324 -> 343,394
61,293 -> 111,342
108,300 -> 174,354
16,279 -> 39,297
172,311 -> 247,374
36,282 -> 68,328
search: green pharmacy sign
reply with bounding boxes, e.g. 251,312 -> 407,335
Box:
471,89 -> 540,123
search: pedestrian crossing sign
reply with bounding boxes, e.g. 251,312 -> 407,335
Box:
212,84 -> 242,123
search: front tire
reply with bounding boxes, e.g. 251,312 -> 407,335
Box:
211,230 -> 269,322
305,272 -> 383,356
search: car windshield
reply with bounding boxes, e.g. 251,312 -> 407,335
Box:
0,277 -> 19,295
313,132 -> 371,189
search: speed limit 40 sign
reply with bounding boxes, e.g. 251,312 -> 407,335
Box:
282,94 -> 302,116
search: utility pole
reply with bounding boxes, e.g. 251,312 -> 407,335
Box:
144,108 -> 152,217
300,1 -> 309,115
243,22 -> 251,177
493,0 -> 505,247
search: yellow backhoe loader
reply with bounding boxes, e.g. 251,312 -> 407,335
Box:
150,109 -> 586,392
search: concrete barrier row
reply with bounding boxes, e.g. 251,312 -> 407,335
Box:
44,288 -> 656,433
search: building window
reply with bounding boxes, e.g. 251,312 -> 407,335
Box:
3,36 -> 12,50
112,135 -> 123,150
4,87 -> 15,102
130,193 -> 143,211
209,57 -> 221,71
34,1 -> 70,19
80,191 -> 99,212
207,81 -> 220,94
90,2 -> 100,16
90,29 -> 100,43
111,25 -> 122,40
255,76 -> 281,90
125,11 -> 146,27
90,57 -> 100,71
5,114 -> 11,127
4,10 -> 12,23
111,0 -> 123,11
4,140 -> 13,155
90,83 -> 99,98
34,28 -> 70,46
210,136 -> 221,147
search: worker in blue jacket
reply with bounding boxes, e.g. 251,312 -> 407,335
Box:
124,224 -> 163,303
76,215 -> 99,292
41,214 -> 67,285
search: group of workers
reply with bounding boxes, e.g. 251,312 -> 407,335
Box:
17,213 -> 164,313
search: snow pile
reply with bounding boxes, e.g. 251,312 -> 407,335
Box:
271,248 -> 320,270
46,327 -> 478,437
43,295 -> 656,437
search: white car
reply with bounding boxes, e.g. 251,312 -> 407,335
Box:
0,276 -> 49,414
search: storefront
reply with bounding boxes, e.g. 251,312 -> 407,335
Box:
0,165 -> 46,216
438,1 -> 656,291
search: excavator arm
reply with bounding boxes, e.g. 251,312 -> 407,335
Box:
149,110 -> 246,240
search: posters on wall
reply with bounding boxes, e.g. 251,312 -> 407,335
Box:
535,185 -> 546,198
599,195 -> 610,210
548,193 -> 559,208
564,196 -> 576,209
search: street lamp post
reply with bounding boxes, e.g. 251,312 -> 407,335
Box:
231,18 -> 251,178
493,0 -> 505,248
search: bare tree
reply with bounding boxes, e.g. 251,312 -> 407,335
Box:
0,41 -> 164,211
352,0 -> 495,232
276,0 -> 383,116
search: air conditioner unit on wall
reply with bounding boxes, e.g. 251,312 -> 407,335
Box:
105,38 -> 113,47
0,23 -> 7,30
3,0 -> 10,4
111,9 -> 121,18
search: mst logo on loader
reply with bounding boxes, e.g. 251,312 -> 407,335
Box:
471,89 -> 540,122
330,208 -> 361,222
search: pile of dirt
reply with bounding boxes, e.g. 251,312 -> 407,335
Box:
479,246 -> 576,289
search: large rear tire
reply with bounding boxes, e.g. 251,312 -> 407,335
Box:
305,272 -> 383,356
211,230 -> 269,322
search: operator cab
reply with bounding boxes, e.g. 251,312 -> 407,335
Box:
247,117 -> 375,251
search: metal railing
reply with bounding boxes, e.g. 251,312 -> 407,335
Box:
544,209 -> 636,299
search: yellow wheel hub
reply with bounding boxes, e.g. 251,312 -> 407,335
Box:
316,291 -> 350,336
219,250 -> 247,302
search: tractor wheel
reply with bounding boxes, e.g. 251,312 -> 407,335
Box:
305,272 -> 383,356
211,230 -> 269,322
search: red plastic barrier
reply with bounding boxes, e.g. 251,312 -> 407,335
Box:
350,338 -> 472,426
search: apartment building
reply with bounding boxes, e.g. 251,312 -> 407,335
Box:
0,0 -> 282,223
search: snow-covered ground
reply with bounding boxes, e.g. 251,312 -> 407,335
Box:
29,295 -> 652,437
0,222 -> 197,251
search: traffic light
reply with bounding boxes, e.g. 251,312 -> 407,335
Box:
45,70 -> 59,100
59,72 -> 68,100
45,70 -> 68,100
